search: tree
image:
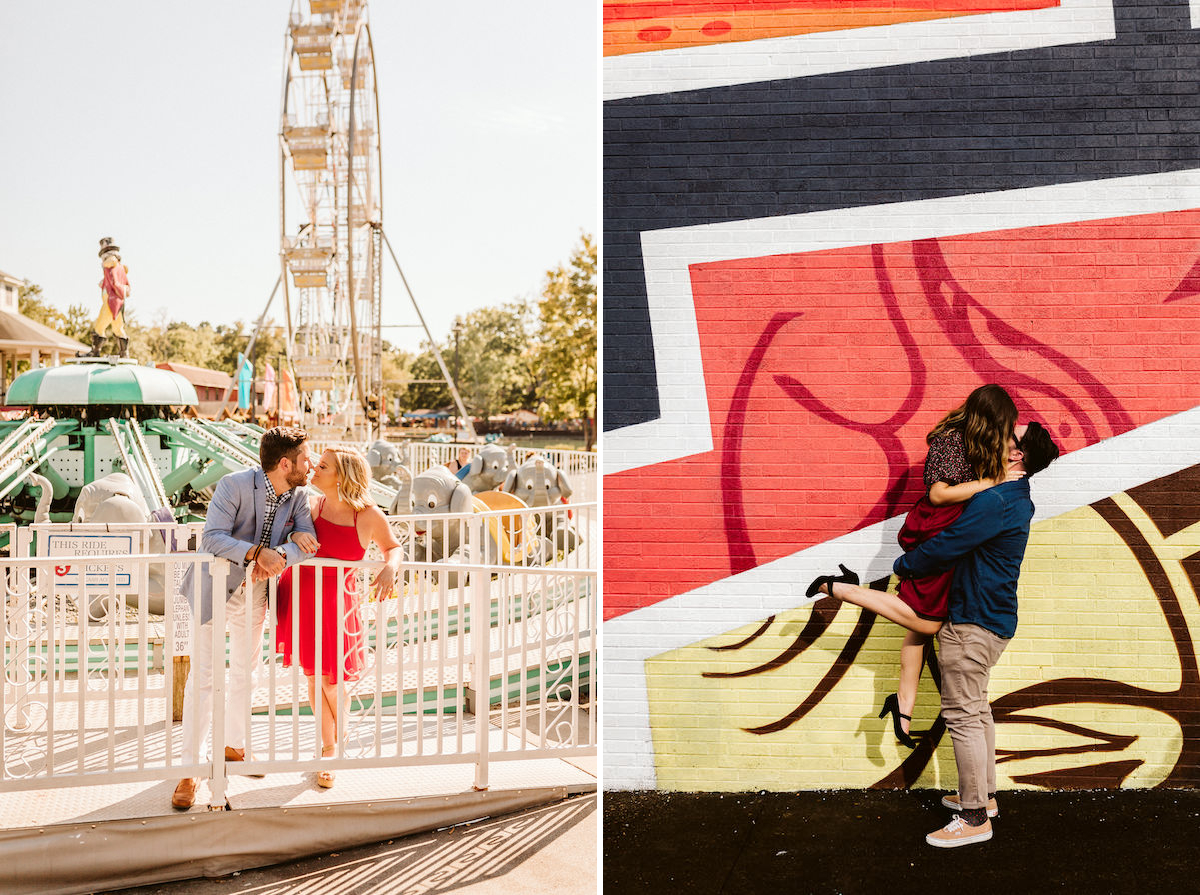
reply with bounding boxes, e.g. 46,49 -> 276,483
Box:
212,321 -> 249,373
452,300 -> 537,420
19,282 -> 92,342
400,343 -> 452,412
379,344 -> 413,422
536,233 -> 597,449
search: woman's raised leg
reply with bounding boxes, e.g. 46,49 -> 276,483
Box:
823,581 -> 943,637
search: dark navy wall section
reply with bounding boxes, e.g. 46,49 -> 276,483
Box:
603,0 -> 1200,431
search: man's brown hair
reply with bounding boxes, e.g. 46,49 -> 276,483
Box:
259,426 -> 308,472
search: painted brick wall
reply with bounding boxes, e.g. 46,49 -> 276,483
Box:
602,0 -> 1200,790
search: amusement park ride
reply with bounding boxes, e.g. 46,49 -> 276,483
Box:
0,0 -> 481,528
275,0 -> 472,444
0,361 -> 266,525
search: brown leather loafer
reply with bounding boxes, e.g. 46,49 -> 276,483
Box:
171,777 -> 200,809
225,745 -> 265,777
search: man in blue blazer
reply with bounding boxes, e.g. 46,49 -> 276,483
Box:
173,426 -> 317,809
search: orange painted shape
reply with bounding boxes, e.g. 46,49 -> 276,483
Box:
603,0 -> 1061,56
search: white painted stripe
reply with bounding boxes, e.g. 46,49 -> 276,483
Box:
604,0 -> 1116,100
603,169 -> 1200,476
603,406 -> 1200,789
1192,0 -> 1200,28
132,365 -> 195,404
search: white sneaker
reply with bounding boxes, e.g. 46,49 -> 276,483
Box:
941,793 -> 999,817
926,815 -> 993,848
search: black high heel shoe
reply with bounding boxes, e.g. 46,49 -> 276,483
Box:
879,693 -> 917,749
805,563 -> 859,598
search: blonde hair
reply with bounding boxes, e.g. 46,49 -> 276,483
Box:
323,447 -> 372,511
927,384 -> 1018,483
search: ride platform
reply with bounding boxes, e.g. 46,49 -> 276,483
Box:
0,708 -> 594,895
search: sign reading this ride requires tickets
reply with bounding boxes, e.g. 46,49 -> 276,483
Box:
170,579 -> 192,656
46,533 -> 134,587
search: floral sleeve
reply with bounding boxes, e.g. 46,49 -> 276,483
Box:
923,431 -> 974,490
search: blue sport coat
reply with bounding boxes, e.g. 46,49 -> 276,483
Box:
181,467 -> 316,625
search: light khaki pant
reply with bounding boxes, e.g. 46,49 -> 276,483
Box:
180,579 -> 268,766
937,620 -> 1009,811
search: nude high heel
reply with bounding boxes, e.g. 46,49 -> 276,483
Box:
317,746 -> 336,788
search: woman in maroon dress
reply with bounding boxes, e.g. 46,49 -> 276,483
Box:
807,385 -> 1021,747
277,447 -> 402,786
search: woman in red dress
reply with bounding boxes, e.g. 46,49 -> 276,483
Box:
807,385 -> 1021,747
277,446 -> 402,787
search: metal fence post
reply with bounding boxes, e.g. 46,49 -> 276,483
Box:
209,559 -> 228,810
470,513 -> 490,791
5,562 -> 32,732
10,528 -> 34,727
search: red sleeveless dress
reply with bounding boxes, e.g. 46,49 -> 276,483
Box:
275,500 -> 367,682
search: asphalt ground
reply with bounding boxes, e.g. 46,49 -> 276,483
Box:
603,789 -> 1200,895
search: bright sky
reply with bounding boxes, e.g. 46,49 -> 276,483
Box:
0,1 -> 598,354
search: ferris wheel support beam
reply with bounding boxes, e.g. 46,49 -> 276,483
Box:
343,24 -> 364,422
278,71 -> 294,358
345,24 -> 376,429
380,229 -> 477,442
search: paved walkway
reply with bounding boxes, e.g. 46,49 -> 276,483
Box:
121,792 -> 596,895
604,789 -> 1200,894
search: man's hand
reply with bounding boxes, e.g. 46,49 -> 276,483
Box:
252,547 -> 286,581
291,532 -> 320,554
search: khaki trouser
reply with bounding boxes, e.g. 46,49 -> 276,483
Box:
937,619 -> 1009,811
180,579 -> 268,767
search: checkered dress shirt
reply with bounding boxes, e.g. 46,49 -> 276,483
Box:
254,475 -> 292,562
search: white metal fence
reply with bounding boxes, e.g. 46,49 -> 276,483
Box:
1,504 -> 595,807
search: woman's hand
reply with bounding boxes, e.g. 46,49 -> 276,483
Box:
291,532 -> 320,554
1000,466 -> 1026,484
370,561 -> 397,598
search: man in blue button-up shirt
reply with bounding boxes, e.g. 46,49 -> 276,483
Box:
894,422 -> 1059,848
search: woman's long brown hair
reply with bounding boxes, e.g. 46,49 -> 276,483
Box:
927,384 -> 1017,482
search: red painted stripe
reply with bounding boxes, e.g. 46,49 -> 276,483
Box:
604,209 -> 1200,620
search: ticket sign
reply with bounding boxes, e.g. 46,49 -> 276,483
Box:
170,568 -> 193,656
46,534 -> 134,587
307,424 -> 346,442
295,358 -> 337,391
294,358 -> 336,377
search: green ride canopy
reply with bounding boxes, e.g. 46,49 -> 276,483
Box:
6,363 -> 198,406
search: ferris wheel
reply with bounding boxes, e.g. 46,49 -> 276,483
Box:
279,0 -> 383,439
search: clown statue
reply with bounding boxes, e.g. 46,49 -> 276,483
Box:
85,237 -> 130,357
